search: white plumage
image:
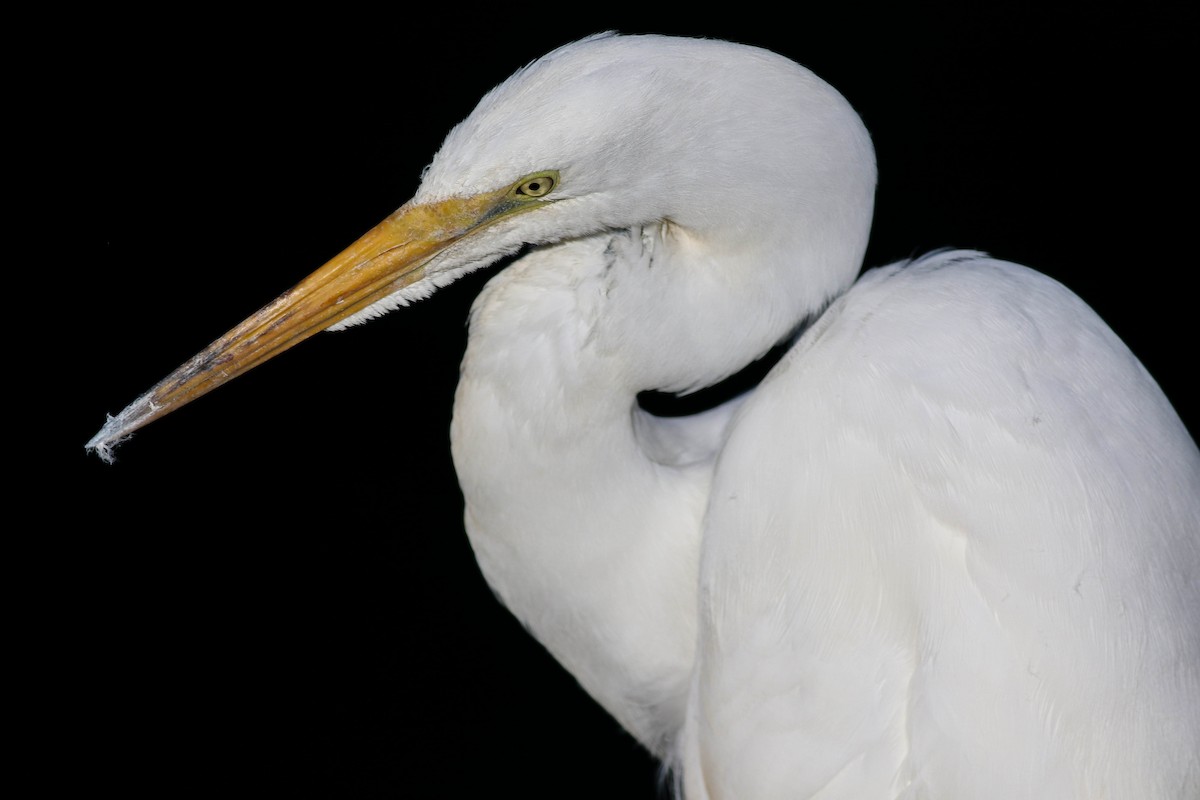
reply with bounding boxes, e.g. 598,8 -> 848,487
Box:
89,34 -> 1200,798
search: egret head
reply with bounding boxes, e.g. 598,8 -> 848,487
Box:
87,33 -> 876,460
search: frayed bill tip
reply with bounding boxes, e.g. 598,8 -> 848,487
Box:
85,413 -> 135,464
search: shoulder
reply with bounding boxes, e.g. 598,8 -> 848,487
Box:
803,250 -> 1120,366
763,249 -> 1154,420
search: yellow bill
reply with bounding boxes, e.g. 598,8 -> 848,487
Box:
86,185 -> 521,463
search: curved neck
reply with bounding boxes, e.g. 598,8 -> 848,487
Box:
445,189 -> 868,754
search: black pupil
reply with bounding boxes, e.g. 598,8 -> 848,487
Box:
527,182 -> 541,193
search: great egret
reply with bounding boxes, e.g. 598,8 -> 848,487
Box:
87,33 -> 1199,798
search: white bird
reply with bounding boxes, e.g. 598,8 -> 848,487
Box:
88,33 -> 1199,798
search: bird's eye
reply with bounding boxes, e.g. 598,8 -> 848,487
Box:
514,172 -> 557,198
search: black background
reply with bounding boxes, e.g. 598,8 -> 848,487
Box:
45,3 -> 1194,797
